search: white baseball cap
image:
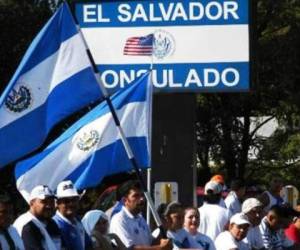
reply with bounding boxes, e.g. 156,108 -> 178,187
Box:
230,212 -> 251,225
204,181 -> 223,195
242,198 -> 263,214
56,180 -> 79,199
29,185 -> 55,201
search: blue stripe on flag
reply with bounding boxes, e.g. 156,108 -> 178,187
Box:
45,67 -> 102,123
15,72 -> 152,200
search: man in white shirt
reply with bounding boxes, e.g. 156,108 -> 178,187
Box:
110,180 -> 172,250
198,181 -> 230,241
13,185 -> 62,250
210,175 -> 227,208
225,179 -> 246,217
215,212 -> 251,250
0,193 -> 25,250
241,198 -> 265,250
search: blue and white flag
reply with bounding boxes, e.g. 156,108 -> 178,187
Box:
15,72 -> 152,202
0,3 -> 102,168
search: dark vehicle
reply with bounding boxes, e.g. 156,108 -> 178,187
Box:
93,185 -> 118,211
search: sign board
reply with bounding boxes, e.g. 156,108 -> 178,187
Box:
76,1 -> 249,92
281,185 -> 299,209
154,181 -> 178,207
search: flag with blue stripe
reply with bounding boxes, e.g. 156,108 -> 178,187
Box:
15,72 -> 152,202
0,3 -> 102,168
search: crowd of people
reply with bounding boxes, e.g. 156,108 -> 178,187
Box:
0,176 -> 300,250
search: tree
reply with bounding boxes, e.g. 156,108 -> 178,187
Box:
0,0 -> 53,93
196,0 -> 300,185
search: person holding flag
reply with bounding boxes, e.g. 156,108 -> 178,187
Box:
109,180 -> 172,250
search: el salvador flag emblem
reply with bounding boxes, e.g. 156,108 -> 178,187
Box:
5,85 -> 32,113
76,130 -> 100,151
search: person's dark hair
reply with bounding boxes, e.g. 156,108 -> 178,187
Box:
157,203 -> 167,218
184,206 -> 199,215
120,180 -> 141,198
0,192 -> 11,204
116,183 -> 127,201
163,202 -> 182,216
230,179 -> 246,191
269,205 -> 300,218
203,193 -> 221,204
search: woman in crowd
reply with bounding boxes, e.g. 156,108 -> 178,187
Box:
163,202 -> 199,249
82,210 -> 126,250
183,207 -> 215,250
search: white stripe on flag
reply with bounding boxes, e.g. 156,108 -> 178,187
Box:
17,101 -> 147,201
0,33 -> 92,129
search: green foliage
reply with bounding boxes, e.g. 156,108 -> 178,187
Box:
0,1 -> 52,93
196,0 -> 300,186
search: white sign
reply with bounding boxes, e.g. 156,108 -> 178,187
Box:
154,182 -> 178,207
76,1 -> 249,92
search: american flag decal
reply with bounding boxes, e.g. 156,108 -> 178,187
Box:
123,34 -> 153,56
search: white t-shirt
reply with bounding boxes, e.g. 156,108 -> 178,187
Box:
242,226 -> 264,249
198,203 -> 229,241
110,206 -> 152,248
167,229 -> 199,250
189,231 -> 216,250
0,226 -> 25,250
215,231 -> 250,250
224,191 -> 241,217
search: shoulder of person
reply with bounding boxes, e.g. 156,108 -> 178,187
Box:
196,232 -> 214,243
111,210 -> 131,226
7,225 -> 19,235
215,231 -> 237,249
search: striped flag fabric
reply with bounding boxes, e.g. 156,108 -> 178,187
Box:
15,72 -> 153,202
0,3 -> 102,168
123,34 -> 153,56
